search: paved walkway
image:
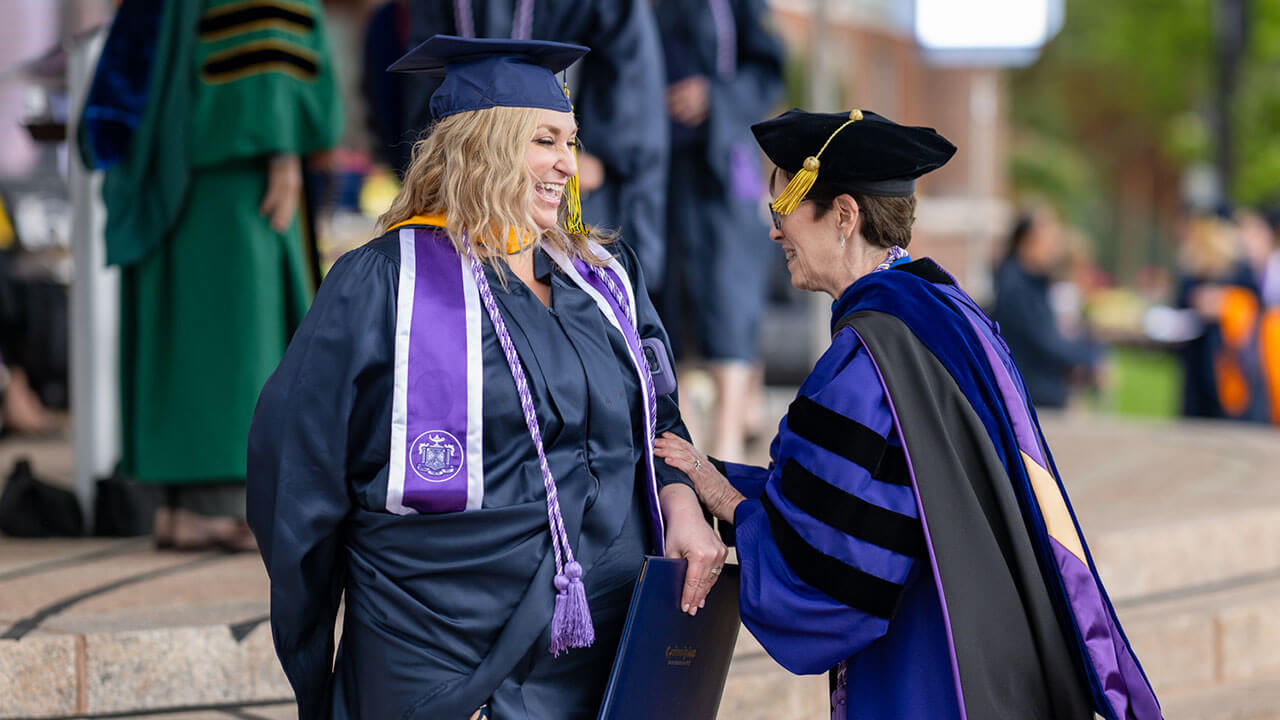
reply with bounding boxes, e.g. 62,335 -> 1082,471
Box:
1,408 -> 1278,718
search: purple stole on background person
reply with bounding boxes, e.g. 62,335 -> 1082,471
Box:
385,225 -> 665,553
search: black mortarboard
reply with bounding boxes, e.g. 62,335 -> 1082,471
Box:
752,108 -> 956,214
388,35 -> 589,120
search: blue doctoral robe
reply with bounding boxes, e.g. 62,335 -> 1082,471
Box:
247,227 -> 690,719
401,0 -> 669,289
655,0 -> 784,362
716,257 -> 1162,719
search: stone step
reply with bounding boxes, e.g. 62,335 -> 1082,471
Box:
1041,414 -> 1280,603
1116,574 -> 1280,697
0,540 -> 288,720
1158,674 -> 1280,720
4,412 -> 1279,718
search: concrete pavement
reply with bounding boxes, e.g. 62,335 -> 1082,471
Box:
1,408 -> 1278,718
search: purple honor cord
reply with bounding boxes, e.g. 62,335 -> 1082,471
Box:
831,244 -> 908,719
465,239 -> 594,655
590,266 -> 658,447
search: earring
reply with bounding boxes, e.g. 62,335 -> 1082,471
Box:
840,233 -> 847,248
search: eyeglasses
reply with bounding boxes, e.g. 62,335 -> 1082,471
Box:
769,199 -> 807,230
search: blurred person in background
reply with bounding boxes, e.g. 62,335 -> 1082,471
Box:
1173,212 -> 1263,420
1244,208 -> 1280,309
79,0 -> 341,550
655,108 -> 1160,720
361,0 -> 412,173
654,0 -> 783,460
399,0 -> 670,292
1237,208 -> 1280,424
0,195 -> 54,436
993,208 -> 1104,410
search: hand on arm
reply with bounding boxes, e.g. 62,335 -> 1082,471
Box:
655,432 -> 744,523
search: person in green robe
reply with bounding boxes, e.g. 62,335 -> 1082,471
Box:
80,0 -> 341,550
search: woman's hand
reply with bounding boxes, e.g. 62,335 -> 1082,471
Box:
659,484 -> 728,616
654,433 -> 744,524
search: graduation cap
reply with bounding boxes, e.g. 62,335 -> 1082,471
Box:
752,108 -> 956,215
388,34 -> 588,119
388,35 -> 592,235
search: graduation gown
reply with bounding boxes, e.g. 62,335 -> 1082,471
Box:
247,227 -> 690,719
402,0 -> 669,288
718,258 -> 1162,719
80,0 -> 341,484
655,0 -> 784,361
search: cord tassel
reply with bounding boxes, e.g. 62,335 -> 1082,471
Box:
549,561 -> 594,655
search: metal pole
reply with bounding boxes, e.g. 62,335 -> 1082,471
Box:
1212,0 -> 1247,205
66,27 -> 119,526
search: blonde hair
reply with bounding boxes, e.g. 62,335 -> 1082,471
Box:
377,105 -> 613,266
1179,216 -> 1240,279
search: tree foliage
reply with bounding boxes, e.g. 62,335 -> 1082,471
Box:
1010,0 -> 1280,274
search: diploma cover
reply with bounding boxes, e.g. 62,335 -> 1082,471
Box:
598,557 -> 741,720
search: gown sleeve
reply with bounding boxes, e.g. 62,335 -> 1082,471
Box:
190,0 -> 342,167
614,241 -> 692,489
732,329 -> 925,675
246,245 -> 397,718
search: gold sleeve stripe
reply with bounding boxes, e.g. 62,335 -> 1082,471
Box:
201,39 -> 318,85
199,1 -> 314,42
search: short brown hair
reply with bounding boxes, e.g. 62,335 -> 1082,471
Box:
807,184 -> 916,249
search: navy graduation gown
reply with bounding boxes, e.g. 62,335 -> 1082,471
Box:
655,0 -> 785,361
718,259 -> 1162,719
402,0 -> 669,289
247,230 -> 690,719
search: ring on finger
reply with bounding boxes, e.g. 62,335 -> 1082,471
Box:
710,566 -> 722,576
693,458 -> 702,472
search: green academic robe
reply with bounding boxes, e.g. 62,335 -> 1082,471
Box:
102,0 -> 341,484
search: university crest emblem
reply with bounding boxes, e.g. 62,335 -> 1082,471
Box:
410,430 -> 464,482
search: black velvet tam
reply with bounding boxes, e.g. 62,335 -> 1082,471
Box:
751,109 -> 956,197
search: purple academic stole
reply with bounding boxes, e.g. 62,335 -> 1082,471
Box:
387,228 -> 664,555
546,245 -> 666,553
387,227 -> 485,514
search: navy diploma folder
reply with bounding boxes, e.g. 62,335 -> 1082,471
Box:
597,557 -> 741,720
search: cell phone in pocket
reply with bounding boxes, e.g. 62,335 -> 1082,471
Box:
641,337 -> 676,396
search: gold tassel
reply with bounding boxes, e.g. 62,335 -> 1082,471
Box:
770,109 -> 863,217
564,143 -> 586,235
562,82 -> 587,235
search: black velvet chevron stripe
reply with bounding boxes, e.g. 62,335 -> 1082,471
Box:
779,459 -> 925,559
200,2 -> 315,39
786,395 -> 909,486
202,46 -> 318,80
762,494 -> 905,620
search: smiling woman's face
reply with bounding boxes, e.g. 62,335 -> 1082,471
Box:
768,170 -> 849,297
526,110 -> 579,231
